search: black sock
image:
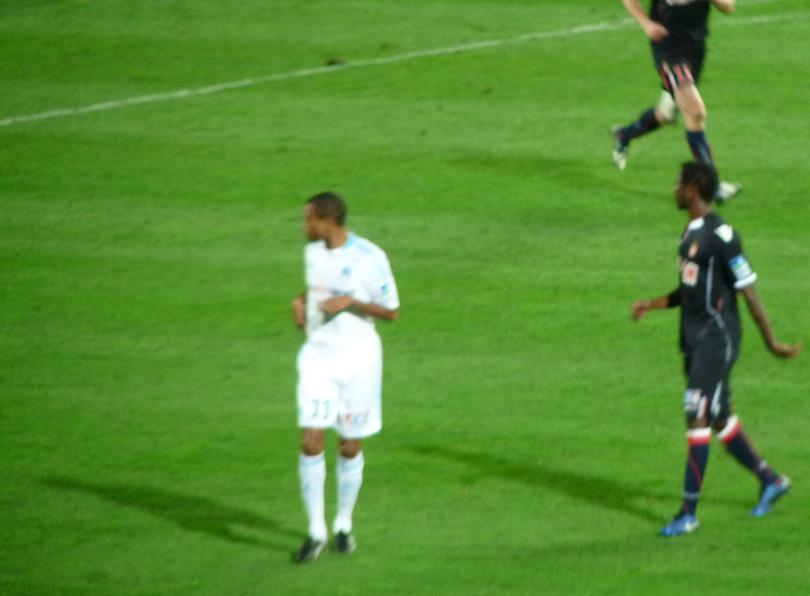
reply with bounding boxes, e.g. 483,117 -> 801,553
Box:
681,428 -> 711,516
686,130 -> 714,165
718,416 -> 778,487
617,108 -> 660,147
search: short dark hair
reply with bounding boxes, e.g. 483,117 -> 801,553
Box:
306,191 -> 347,225
680,161 -> 719,202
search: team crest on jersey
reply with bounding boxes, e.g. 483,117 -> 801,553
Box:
681,260 -> 699,287
714,224 -> 734,243
341,266 -> 351,277
688,242 -> 699,258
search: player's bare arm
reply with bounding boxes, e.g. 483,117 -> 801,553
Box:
740,285 -> 801,358
622,0 -> 669,41
320,295 -> 399,322
631,288 -> 679,321
292,293 -> 306,329
711,0 -> 736,15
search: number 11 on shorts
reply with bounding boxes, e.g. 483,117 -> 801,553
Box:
310,399 -> 330,421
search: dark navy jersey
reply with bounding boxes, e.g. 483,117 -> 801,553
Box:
650,0 -> 711,43
675,212 -> 757,357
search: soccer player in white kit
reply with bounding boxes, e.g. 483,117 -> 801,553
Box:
290,192 -> 400,563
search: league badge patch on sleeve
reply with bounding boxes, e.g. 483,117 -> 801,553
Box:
730,254 -> 753,281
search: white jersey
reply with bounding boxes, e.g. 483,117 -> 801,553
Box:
304,233 -> 399,349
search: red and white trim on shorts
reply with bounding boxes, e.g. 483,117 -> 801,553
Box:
716,415 -> 742,444
687,427 -> 712,446
659,61 -> 695,94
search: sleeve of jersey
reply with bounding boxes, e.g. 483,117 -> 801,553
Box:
368,250 -> 400,310
717,227 -> 757,289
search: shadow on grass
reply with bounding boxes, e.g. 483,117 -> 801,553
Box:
410,444 -> 663,524
42,476 -> 299,552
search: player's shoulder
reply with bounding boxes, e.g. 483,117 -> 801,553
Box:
346,234 -> 395,279
305,239 -> 328,256
706,212 -> 741,245
346,233 -> 388,259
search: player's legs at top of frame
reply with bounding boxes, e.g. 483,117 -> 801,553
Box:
612,0 -> 741,202
612,60 -> 739,202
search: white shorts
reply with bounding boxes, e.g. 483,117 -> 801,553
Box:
296,334 -> 383,439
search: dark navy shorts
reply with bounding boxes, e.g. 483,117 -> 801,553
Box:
652,39 -> 706,94
683,342 -> 734,423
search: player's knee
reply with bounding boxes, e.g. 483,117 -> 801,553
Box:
686,417 -> 710,430
339,439 -> 362,459
301,430 -> 326,456
656,92 -> 679,124
683,102 -> 707,128
302,441 -> 324,456
655,108 -> 677,125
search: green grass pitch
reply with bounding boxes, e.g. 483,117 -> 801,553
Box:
2,1 -> 809,594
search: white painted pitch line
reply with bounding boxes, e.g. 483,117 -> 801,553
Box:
724,10 -> 810,25
0,8 -> 805,129
0,18 -> 634,128
740,0 -> 784,6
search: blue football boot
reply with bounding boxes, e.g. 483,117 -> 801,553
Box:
660,513 -> 699,537
752,476 -> 791,517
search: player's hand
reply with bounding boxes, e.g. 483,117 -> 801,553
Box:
291,295 -> 306,328
768,340 -> 802,359
711,0 -> 736,15
631,300 -> 649,321
643,20 -> 669,42
320,295 -> 355,316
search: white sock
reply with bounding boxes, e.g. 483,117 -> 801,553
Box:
299,452 -> 327,541
333,452 -> 364,534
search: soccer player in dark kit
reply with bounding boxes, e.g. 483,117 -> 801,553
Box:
631,161 -> 801,537
613,0 -> 741,202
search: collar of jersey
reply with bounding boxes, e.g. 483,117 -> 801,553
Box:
329,232 -> 357,252
687,217 -> 705,232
